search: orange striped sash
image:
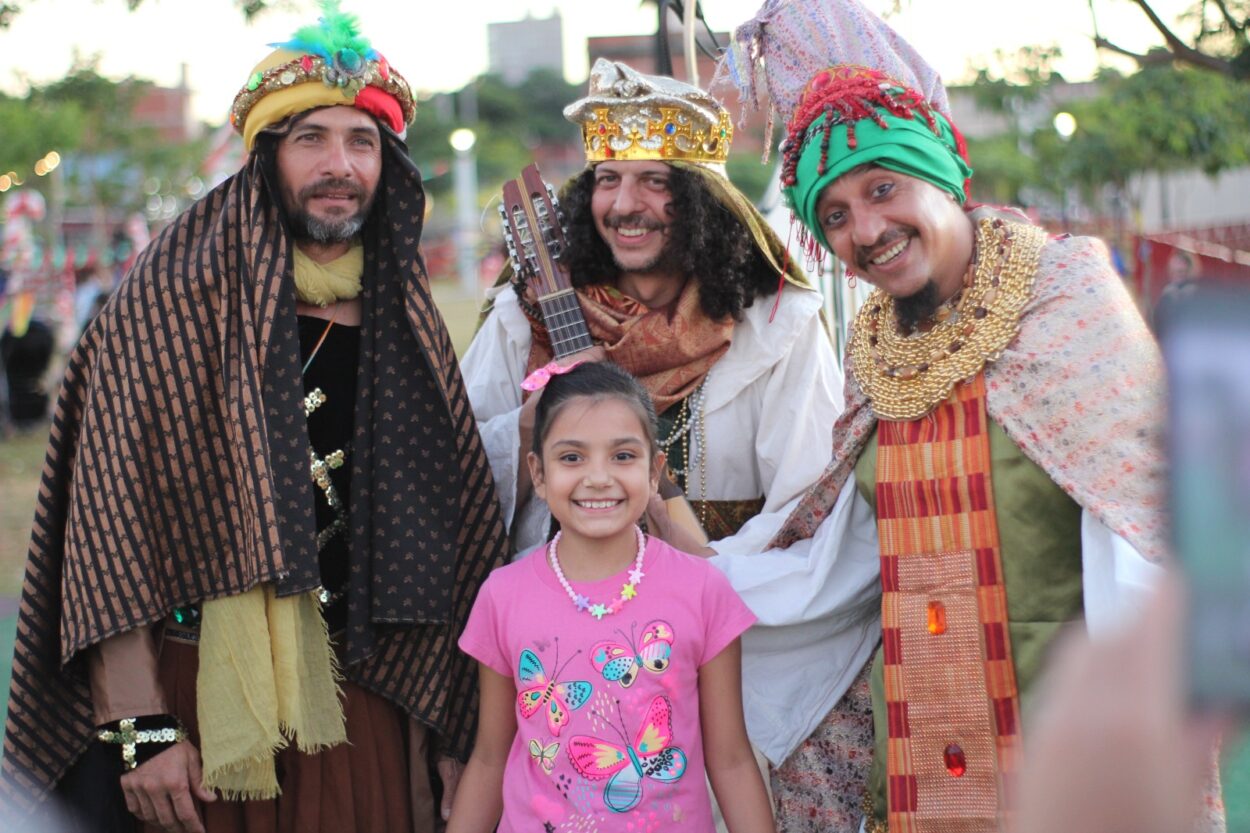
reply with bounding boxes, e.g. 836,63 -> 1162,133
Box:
875,373 -> 1021,832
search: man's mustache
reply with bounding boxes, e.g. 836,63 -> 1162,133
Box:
855,227 -> 912,271
604,213 -> 666,232
298,178 -> 367,203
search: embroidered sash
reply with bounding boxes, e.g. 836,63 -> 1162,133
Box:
875,373 -> 1022,832
524,280 -> 732,413
693,496 -> 766,541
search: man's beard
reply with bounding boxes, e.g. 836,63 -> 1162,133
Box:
287,178 -> 375,244
612,239 -> 683,276
894,280 -> 941,331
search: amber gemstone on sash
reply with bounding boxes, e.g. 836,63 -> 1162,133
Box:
944,743 -> 967,777
927,600 -> 947,635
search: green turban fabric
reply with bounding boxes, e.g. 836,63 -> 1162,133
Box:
785,108 -> 972,247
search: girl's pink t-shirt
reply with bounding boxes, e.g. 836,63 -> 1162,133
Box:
459,535 -> 756,833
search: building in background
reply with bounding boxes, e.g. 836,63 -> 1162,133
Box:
488,12 -> 564,85
130,63 -> 196,144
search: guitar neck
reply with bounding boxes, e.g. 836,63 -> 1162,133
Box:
538,288 -> 594,359
500,164 -> 594,360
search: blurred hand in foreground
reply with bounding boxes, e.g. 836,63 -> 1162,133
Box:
1015,576 -> 1227,833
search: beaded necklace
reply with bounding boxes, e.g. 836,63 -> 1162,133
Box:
847,218 -> 1046,420
548,525 -> 646,620
657,378 -> 709,526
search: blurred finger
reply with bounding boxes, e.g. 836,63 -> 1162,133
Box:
438,757 -> 463,821
171,786 -> 205,833
186,744 -> 217,803
151,790 -> 179,829
121,783 -> 141,819
132,789 -> 160,827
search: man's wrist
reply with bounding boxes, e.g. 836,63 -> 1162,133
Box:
97,714 -> 187,771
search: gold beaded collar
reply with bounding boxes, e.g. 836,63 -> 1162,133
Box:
848,217 -> 1047,421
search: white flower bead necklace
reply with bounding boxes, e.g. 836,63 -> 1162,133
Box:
547,525 -> 646,620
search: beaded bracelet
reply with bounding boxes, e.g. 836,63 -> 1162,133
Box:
97,714 -> 188,771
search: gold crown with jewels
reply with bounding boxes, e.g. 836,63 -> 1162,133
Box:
564,59 -> 733,168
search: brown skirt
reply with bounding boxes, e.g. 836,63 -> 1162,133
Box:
150,638 -> 434,833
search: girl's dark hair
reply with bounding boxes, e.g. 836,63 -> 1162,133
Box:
531,362 -> 659,459
558,165 -> 778,321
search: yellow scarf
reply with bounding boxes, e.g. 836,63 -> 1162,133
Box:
195,244 -> 361,798
293,244 -> 364,306
197,586 -> 346,799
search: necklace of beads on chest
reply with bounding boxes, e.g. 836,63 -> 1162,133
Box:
548,525 -> 647,620
657,378 -> 709,526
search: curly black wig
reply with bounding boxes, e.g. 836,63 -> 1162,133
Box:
558,165 -> 779,322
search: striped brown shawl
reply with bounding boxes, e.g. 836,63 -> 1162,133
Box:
1,131 -> 508,819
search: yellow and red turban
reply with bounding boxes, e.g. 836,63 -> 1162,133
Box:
230,1 -> 415,151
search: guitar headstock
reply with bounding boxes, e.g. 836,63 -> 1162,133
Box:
498,180 -> 537,284
498,164 -> 571,297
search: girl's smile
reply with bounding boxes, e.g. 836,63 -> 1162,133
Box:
528,396 -> 663,580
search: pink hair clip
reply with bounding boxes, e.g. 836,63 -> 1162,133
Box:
521,359 -> 588,392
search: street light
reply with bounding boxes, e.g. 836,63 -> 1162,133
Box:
449,128 -> 477,153
449,128 -> 479,297
1053,112 -> 1077,141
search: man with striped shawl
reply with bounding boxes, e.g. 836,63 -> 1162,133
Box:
1,5 -> 507,832
706,1 -> 1223,831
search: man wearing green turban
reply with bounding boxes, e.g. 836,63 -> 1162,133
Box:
706,56 -> 1203,833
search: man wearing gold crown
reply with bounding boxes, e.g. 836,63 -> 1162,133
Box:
702,1 -> 1224,832
1,5 -> 508,832
462,59 -> 842,575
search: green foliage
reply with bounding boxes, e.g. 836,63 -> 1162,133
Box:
0,58 -> 210,224
31,60 -> 152,151
473,70 -> 582,145
963,50 -> 1250,209
1032,65 -> 1250,197
0,94 -> 83,175
964,134 -> 1039,205
407,69 -> 581,203
725,156 -> 773,204
970,45 -> 1065,113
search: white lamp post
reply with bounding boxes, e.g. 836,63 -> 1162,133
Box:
1052,113 -> 1077,226
449,128 -> 479,297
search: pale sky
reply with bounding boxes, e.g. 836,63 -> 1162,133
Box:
0,0 -> 1194,124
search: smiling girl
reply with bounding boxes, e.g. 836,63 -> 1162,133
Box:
448,361 -> 773,833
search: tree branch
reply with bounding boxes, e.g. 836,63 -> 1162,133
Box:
1101,2 -> 1239,75
1130,0 -> 1197,50
1209,0 -> 1246,38
1130,0 -> 1235,71
1092,36 -> 1142,61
